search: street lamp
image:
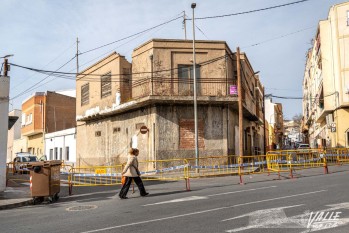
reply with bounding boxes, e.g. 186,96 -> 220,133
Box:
191,3 -> 199,168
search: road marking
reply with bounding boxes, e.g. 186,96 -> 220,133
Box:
143,196 -> 208,206
207,186 -> 277,197
80,189 -> 327,233
143,186 -> 277,206
60,190 -> 116,199
223,202 -> 349,232
221,204 -> 304,222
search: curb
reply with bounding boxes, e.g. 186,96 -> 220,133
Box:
0,199 -> 33,211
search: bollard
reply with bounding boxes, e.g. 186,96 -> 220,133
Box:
239,165 -> 244,185
185,178 -> 191,191
69,183 -> 73,196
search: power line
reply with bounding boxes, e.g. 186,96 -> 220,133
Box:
268,92 -> 337,100
11,42 -> 76,93
10,55 -> 76,101
75,12 -> 181,74
79,15 -> 183,56
187,0 -> 313,20
9,54 -> 228,78
242,26 -> 316,48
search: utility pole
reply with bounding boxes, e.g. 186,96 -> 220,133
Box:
183,11 -> 187,40
0,55 -> 12,192
237,48 -> 243,157
76,37 -> 79,74
192,3 -> 199,169
236,47 -> 244,184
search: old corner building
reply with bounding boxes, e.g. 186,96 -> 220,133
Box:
302,2 -> 349,148
76,39 -> 265,166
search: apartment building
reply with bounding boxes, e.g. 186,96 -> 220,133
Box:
284,120 -> 302,148
302,2 -> 349,148
20,91 -> 76,157
265,95 -> 284,150
76,39 -> 265,166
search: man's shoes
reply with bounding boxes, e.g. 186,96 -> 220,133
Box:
119,196 -> 128,199
141,193 -> 149,197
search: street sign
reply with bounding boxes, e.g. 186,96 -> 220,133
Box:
95,168 -> 106,174
140,125 -> 148,134
229,85 -> 237,95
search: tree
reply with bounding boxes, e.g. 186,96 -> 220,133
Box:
292,113 -> 302,125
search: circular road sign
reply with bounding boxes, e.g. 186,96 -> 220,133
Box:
140,126 -> 148,134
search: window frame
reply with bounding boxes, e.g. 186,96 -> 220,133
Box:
101,72 -> 112,98
81,83 -> 89,106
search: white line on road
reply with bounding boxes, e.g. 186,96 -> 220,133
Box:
143,186 -> 277,206
80,189 -> 327,233
207,186 -> 277,197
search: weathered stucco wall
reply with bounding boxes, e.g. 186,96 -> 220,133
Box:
76,107 -> 155,167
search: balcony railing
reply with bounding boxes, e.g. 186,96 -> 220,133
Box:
132,77 -> 237,100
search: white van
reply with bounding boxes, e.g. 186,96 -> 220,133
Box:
13,152 -> 38,173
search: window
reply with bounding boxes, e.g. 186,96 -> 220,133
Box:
346,130 -> 349,147
101,72 -> 112,98
81,83 -> 89,106
178,64 -> 201,95
113,127 -> 121,133
21,113 -> 26,126
54,147 -> 58,160
50,149 -> 53,160
347,11 -> 349,26
66,147 -> 69,161
95,131 -> 101,137
60,148 -> 62,160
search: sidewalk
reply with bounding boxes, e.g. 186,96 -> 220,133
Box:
0,179 -> 32,210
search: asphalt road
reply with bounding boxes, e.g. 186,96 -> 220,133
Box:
2,167 -> 349,233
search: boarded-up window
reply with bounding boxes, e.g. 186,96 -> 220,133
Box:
101,72 -> 112,98
81,83 -> 89,106
136,123 -> 145,130
179,119 -> 205,149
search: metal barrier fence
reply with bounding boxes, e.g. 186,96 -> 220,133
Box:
266,149 -> 329,179
325,148 -> 349,165
5,148 -> 349,195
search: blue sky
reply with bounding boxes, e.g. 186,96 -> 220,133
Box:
0,0 -> 345,119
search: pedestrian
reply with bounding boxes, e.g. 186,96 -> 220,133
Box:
119,148 -> 149,199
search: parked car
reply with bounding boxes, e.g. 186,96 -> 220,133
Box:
13,153 -> 38,173
296,143 -> 310,149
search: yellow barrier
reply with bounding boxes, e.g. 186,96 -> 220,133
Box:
266,150 -> 328,178
325,148 -> 349,165
68,159 -> 190,194
185,156 -> 239,179
68,165 -> 123,187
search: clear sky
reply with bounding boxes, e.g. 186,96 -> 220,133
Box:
0,0 -> 345,119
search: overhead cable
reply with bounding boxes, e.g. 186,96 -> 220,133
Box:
79,15 -> 183,56
186,0 -> 313,20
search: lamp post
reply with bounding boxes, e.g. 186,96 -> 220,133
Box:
191,3 -> 199,168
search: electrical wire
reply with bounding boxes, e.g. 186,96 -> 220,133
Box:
242,26 -> 316,48
10,55 -> 76,101
79,15 -> 183,56
268,92 -> 337,100
187,0 -> 314,20
9,54 -> 228,78
76,12 -> 184,73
